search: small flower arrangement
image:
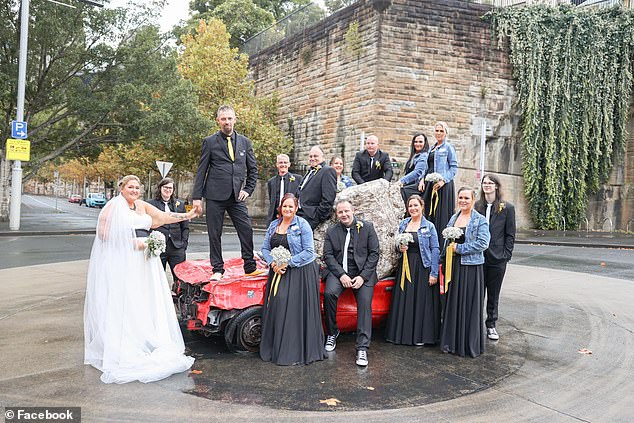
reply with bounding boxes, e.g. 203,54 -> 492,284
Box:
355,221 -> 364,233
425,172 -> 443,184
395,232 -> 414,247
270,246 -> 292,266
375,161 -> 381,170
442,226 -> 463,241
336,181 -> 346,192
498,202 -> 506,213
289,175 -> 296,182
175,200 -> 181,208
145,231 -> 166,259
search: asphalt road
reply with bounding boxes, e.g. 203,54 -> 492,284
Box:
1,195 -> 633,282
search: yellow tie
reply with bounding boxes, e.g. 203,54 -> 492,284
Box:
227,135 -> 234,161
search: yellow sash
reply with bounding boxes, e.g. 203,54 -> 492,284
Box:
429,190 -> 439,217
399,252 -> 412,291
444,242 -> 455,292
268,272 -> 282,305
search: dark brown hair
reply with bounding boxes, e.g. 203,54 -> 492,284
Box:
277,193 -> 299,220
154,177 -> 175,201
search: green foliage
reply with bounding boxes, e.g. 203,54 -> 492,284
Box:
325,0 -> 357,14
344,21 -> 364,59
485,5 -> 634,229
178,18 -> 292,175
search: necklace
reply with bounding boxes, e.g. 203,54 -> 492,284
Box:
129,203 -> 136,211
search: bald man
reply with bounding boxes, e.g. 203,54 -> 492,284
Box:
352,135 -> 393,184
295,146 -> 337,229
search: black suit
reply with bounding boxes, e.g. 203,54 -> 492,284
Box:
147,198 -> 189,282
323,219 -> 380,351
351,149 -> 393,184
192,130 -> 258,274
475,201 -> 516,329
296,162 -> 337,229
266,172 -> 302,223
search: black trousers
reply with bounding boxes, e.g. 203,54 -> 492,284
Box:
400,183 -> 423,206
323,273 -> 374,350
484,261 -> 508,329
205,197 -> 256,274
297,209 -> 318,229
159,238 -> 186,284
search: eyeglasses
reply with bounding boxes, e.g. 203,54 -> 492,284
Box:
162,186 -> 174,191
482,182 -> 496,186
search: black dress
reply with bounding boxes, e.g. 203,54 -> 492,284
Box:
440,228 -> 486,358
385,232 -> 441,345
259,233 -> 326,365
422,149 -> 455,239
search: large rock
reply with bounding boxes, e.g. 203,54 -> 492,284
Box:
314,179 -> 405,279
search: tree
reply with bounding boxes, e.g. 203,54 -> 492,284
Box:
178,18 -> 291,176
324,0 -> 357,14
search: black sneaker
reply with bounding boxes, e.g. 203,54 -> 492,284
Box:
325,330 -> 339,352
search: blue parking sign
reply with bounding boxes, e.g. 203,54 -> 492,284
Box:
11,121 -> 27,139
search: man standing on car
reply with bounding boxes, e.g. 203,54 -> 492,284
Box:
147,177 -> 189,286
322,200 -> 380,367
192,105 -> 263,281
351,135 -> 393,184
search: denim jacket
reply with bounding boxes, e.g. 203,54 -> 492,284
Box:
398,217 -> 440,277
400,152 -> 429,185
262,215 -> 315,268
430,140 -> 458,183
445,210 -> 490,265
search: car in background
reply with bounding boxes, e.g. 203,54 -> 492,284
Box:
68,194 -> 81,203
81,192 -> 107,208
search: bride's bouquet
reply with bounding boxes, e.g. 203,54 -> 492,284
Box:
145,231 -> 166,259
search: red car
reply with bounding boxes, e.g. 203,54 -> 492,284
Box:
174,257 -> 395,352
68,194 -> 81,203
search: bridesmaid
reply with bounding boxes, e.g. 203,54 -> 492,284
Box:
330,156 -> 355,192
260,193 -> 326,365
419,121 -> 458,240
385,195 -> 441,345
399,133 -> 430,205
440,187 -> 490,358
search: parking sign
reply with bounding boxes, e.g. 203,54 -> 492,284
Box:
11,121 -> 27,139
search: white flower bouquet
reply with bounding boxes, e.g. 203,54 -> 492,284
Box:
145,231 -> 166,259
395,232 -> 414,247
424,172 -> 443,184
270,246 -> 292,266
336,180 -> 346,192
442,226 -> 463,241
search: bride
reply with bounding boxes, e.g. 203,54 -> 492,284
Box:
84,175 -> 198,384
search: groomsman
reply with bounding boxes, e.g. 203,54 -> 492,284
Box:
323,200 -> 380,367
266,154 -> 302,223
352,135 -> 393,184
296,146 -> 337,229
147,177 -> 189,284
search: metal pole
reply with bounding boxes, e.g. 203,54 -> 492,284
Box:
9,0 -> 30,230
478,117 -> 486,182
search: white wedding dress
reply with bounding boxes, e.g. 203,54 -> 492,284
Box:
84,194 -> 194,384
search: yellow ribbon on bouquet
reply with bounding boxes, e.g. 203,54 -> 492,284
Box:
400,252 -> 412,291
268,272 -> 282,305
444,242 -> 455,293
429,190 -> 439,217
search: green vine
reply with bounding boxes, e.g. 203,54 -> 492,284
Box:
485,5 -> 634,229
344,21 -> 365,59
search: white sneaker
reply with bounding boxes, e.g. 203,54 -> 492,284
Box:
356,350 -> 368,366
210,272 -> 223,281
325,331 -> 339,352
487,327 -> 499,340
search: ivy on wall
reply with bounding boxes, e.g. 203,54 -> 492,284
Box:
485,5 -> 634,229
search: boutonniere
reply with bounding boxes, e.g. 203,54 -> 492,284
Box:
498,202 -> 506,213
375,161 -> 381,169
315,165 -> 322,172
175,201 -> 181,208
289,175 -> 295,182
290,224 -> 299,231
355,221 -> 363,233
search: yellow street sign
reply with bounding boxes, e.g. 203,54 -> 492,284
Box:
6,138 -> 31,161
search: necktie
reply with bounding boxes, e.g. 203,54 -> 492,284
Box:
164,201 -> 170,212
342,227 -> 351,273
486,203 -> 492,223
370,156 -> 374,171
279,176 -> 285,205
227,134 -> 234,161
300,168 -> 315,190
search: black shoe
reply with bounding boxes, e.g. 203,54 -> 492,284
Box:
325,330 -> 339,352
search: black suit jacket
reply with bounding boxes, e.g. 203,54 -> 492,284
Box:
146,198 -> 189,249
296,162 -> 337,225
476,202 -> 516,264
323,219 -> 380,286
192,131 -> 258,201
266,172 -> 302,223
351,149 -> 393,184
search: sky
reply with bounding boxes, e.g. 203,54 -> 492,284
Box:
107,0 -> 327,33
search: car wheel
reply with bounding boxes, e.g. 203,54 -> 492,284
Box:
224,306 -> 262,353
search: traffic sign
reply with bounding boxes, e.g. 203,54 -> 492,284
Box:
11,121 -> 27,139
156,160 -> 173,178
6,138 -> 31,161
